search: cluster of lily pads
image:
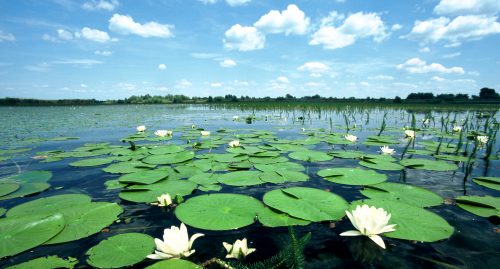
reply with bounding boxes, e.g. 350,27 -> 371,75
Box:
0,109 -> 499,268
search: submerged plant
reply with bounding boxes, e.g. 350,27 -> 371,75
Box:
340,204 -> 397,249
147,223 -> 204,260
223,238 -> 256,260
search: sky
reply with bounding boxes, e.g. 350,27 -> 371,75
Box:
0,0 -> 499,100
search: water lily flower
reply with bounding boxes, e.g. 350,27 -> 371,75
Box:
340,204 -> 396,249
156,193 -> 172,207
422,118 -> 430,125
404,130 -> 415,139
191,124 -> 196,129
380,146 -> 395,155
154,130 -> 169,137
345,134 -> 357,143
233,116 -> 239,120
477,135 -> 489,146
223,238 -> 256,260
228,140 -> 240,147
147,223 -> 204,260
200,131 -> 210,136
137,125 -> 146,132
300,128 -> 306,132
452,126 -> 462,132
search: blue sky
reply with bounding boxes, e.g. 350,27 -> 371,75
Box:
0,0 -> 499,99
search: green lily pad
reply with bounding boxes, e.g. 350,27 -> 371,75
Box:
69,157 -> 115,167
142,151 -> 195,165
472,177 -> 500,191
433,154 -> 470,162
104,180 -> 127,190
0,183 -> 20,197
249,156 -> 288,164
257,207 -> 311,227
288,150 -> 333,162
6,194 -> 92,217
328,151 -> 364,159
188,173 -> 219,185
263,187 -> 348,222
212,153 -> 248,163
455,196 -> 500,217
350,199 -> 454,242
400,158 -> 458,171
0,183 -> 50,201
118,169 -> 169,185
2,170 -> 52,183
317,168 -> 387,186
0,208 -> 5,216
254,162 -> 305,172
145,259 -> 202,269
119,180 -> 197,203
360,182 -> 443,207
0,214 -> 65,258
149,145 -> 185,155
86,233 -> 155,268
103,161 -> 153,174
6,256 -> 77,269
358,157 -> 404,171
175,193 -> 264,230
217,171 -> 264,186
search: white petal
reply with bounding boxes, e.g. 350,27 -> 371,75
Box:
188,233 -> 204,249
340,230 -> 362,236
368,235 -> 386,249
222,242 -> 232,252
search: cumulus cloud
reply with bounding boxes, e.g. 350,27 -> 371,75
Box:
368,75 -> 394,80
276,76 -> 290,83
223,24 -> 265,51
80,27 -> 111,42
175,79 -> 192,89
57,29 -> 73,40
310,12 -> 388,49
442,52 -> 461,58
210,82 -> 222,87
199,0 -> 250,6
0,30 -> 16,42
254,4 -> 310,35
82,0 -> 119,11
297,61 -> 330,77
220,59 -> 237,67
95,50 -> 112,56
109,14 -> 174,38
406,15 -> 500,46
397,57 -> 465,74
158,63 -> 166,70
434,0 -> 500,16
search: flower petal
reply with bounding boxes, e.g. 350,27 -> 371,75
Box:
368,235 -> 386,249
340,230 -> 362,236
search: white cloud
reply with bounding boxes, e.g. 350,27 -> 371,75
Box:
210,82 -> 222,87
297,61 -> 330,77
80,83 -> 88,88
254,4 -> 310,35
109,14 -> 174,38
442,52 -> 461,58
190,52 -> 220,59
0,30 -> 16,42
368,75 -> 394,80
406,15 -> 500,46
199,0 -> 217,4
42,33 -> 58,42
397,57 -> 465,74
25,62 -> 50,72
81,27 -> 110,42
226,0 -> 251,6
220,59 -> 237,67
419,47 -> 430,52
276,76 -> 290,83
305,82 -> 326,87
158,63 -> 166,70
223,24 -> 265,51
360,81 -> 371,87
434,0 -> 500,16
391,24 -> 403,31
57,29 -> 73,40
52,59 -> 103,67
175,79 -> 192,89
432,76 -> 476,84
310,12 -> 388,49
94,50 -> 112,56
82,0 -> 119,11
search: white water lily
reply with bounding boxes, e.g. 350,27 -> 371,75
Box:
154,130 -> 169,137
345,134 -> 357,143
300,128 -> 306,132
156,193 -> 172,207
340,204 -> 396,249
228,140 -> 240,147
200,131 -> 210,136
380,146 -> 395,155
233,116 -> 239,120
223,238 -> 256,260
137,125 -> 146,132
422,118 -> 430,125
477,135 -> 489,146
404,129 -> 415,139
191,124 -> 196,129
147,223 -> 204,260
452,126 -> 462,132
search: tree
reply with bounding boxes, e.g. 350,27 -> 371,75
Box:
393,96 -> 402,103
479,88 -> 499,99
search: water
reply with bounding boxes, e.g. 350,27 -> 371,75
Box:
0,104 -> 499,268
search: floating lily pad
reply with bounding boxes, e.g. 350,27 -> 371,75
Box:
358,157 -> 404,171
0,208 -> 5,216
212,153 -> 248,163
360,182 -> 443,207
472,177 -> 500,191
69,157 -> 115,167
188,173 -> 219,185
328,151 -> 364,159
0,183 -> 50,201
86,233 -> 155,268
142,151 -> 195,165
249,156 -> 288,164
145,259 -> 202,269
433,154 -> 470,162
0,214 -> 65,258
288,150 -> 333,162
317,167 -> 387,186
217,171 -> 264,186
175,193 -> 264,230
455,196 -> 500,217
2,170 -> 52,183
257,207 -> 311,227
118,169 -> 169,185
103,161 -> 153,174
149,145 -> 185,155
7,194 -> 92,217
351,199 -> 454,242
120,180 -> 197,203
0,183 -> 20,197
6,255 -> 77,269
263,187 -> 348,222
104,180 -> 127,190
254,162 -> 305,172
400,158 -> 457,171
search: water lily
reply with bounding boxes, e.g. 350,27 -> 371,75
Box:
422,118 -> 430,125
200,131 -> 210,136
154,130 -> 169,137
137,125 -> 146,132
345,134 -> 357,143
300,128 -> 306,132
453,126 -> 462,132
380,146 -> 395,155
223,238 -> 256,260
147,223 -> 204,260
191,124 -> 196,129
340,204 -> 396,249
233,116 -> 239,120
228,140 -> 240,147
404,130 -> 415,139
477,135 -> 489,146
156,193 -> 172,207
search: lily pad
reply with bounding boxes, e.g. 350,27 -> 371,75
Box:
103,161 -> 153,174
400,158 -> 458,171
257,207 -> 311,227
455,196 -> 500,217
6,256 -> 77,269
118,169 -> 169,185
0,183 -> 20,197
86,233 -> 155,268
217,171 -> 264,186
69,157 -> 115,167
175,193 -> 264,230
358,157 -> 404,171
149,145 -> 185,155
120,180 -> 197,203
263,187 -> 348,222
288,150 -> 333,162
104,180 -> 127,190
0,183 -> 50,201
317,168 -> 387,186
472,177 -> 500,191
2,170 -> 52,183
254,162 -> 305,172
142,151 -> 195,165
360,182 -> 443,207
145,259 -> 202,269
328,151 -> 364,159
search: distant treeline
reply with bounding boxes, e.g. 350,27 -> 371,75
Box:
1,87 -> 499,106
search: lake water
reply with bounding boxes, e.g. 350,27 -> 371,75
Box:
0,104 -> 499,268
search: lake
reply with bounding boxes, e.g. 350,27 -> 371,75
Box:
0,104 -> 499,269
